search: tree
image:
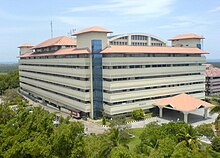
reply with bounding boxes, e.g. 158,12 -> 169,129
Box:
212,137 -> 220,152
109,145 -> 134,158
132,109 -> 145,120
0,105 -> 86,158
0,69 -> 19,95
0,104 -> 15,125
51,121 -> 85,158
177,125 -> 200,151
195,123 -> 215,139
102,117 -> 106,125
99,128 -> 131,158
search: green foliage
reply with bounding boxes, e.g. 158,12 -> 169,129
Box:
0,104 -> 85,158
195,124 -> 215,139
109,146 -> 134,158
2,89 -> 23,105
0,69 -> 19,95
102,117 -> 106,125
212,137 -> 220,152
110,116 -> 126,127
0,104 -> 15,125
138,122 -> 207,157
132,109 -> 145,120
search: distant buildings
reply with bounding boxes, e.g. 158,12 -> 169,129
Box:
18,26 -> 207,119
204,64 -> 220,95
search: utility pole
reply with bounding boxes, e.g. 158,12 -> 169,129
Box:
50,21 -> 53,38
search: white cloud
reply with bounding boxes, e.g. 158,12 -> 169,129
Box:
209,6 -> 220,13
158,16 -> 211,31
68,0 -> 175,18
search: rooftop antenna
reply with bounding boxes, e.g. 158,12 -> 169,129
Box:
68,29 -> 76,38
50,21 -> 53,38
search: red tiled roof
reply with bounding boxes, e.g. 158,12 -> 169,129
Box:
19,48 -> 90,58
73,26 -> 112,35
18,43 -> 33,48
203,64 -> 213,68
169,34 -> 205,40
101,45 -> 208,54
204,65 -> 220,77
154,93 -> 213,111
32,36 -> 76,49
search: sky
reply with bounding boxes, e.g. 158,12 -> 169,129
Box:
0,0 -> 220,62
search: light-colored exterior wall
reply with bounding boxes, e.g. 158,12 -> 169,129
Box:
20,47 -> 32,55
172,39 -> 201,48
205,77 -> 220,95
77,32 -> 108,50
102,55 -> 206,115
19,56 -> 91,114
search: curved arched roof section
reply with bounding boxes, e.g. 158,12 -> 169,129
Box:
108,33 -> 167,44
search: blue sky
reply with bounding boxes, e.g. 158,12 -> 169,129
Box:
0,0 -> 220,62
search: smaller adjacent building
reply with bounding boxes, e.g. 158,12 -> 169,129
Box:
204,64 -> 220,95
154,93 -> 213,123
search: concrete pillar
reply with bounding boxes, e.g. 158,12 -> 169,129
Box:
183,112 -> 188,123
128,35 -> 131,45
89,55 -> 94,119
147,36 -> 151,46
204,108 -> 208,119
159,107 -> 163,118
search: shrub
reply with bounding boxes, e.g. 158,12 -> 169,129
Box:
132,109 -> 145,120
212,137 -> 220,152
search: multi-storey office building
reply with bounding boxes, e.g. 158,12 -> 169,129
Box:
19,26 -> 207,118
204,64 -> 220,95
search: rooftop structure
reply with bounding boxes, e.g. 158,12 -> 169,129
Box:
18,43 -> 33,55
108,33 -> 166,46
169,33 -> 204,49
32,36 -> 76,49
73,26 -> 112,35
18,43 -> 33,48
18,26 -> 208,119
169,33 -> 205,40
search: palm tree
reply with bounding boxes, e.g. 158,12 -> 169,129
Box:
99,128 -> 130,158
209,97 -> 220,132
177,126 -> 201,151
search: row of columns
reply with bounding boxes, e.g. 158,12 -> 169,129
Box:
158,107 -> 209,123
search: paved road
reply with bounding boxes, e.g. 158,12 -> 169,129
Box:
21,95 -> 219,132
128,108 -> 218,128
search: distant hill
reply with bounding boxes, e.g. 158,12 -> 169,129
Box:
0,63 -> 18,73
206,62 -> 220,68
207,59 -> 220,62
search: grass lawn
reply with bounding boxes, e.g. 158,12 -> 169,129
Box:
127,128 -> 145,152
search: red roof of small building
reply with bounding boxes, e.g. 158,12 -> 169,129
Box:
19,48 -> 90,58
169,34 -> 205,40
32,36 -> 76,49
18,43 -> 33,48
204,64 -> 220,77
73,26 -> 112,35
154,93 -> 213,112
101,45 -> 208,54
